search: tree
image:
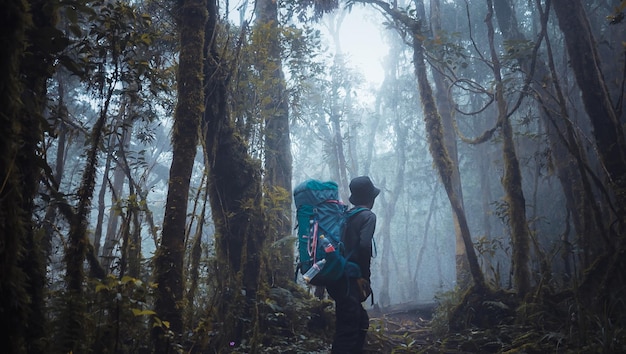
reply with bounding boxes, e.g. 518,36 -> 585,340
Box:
353,0 -> 487,292
484,0 -> 531,296
254,0 -> 294,288
492,0 -> 603,279
552,0 -> 626,310
552,0 -> 626,217
0,1 -> 45,352
152,0 -> 206,350
202,0 -> 266,349
428,0 -> 471,290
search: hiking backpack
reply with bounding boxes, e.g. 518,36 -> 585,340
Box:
294,179 -> 364,285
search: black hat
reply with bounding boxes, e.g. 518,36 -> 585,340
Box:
349,176 -> 380,206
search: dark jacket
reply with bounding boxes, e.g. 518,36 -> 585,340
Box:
343,208 -> 376,280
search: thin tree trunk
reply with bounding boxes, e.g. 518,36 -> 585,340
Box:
43,78 -> 69,258
324,13 -> 351,197
357,0 -> 486,291
152,0 -> 206,350
493,0 -> 604,274
430,0 -> 470,290
410,18 -> 486,292
413,188 -> 438,297
101,115 -> 131,271
62,75 -> 113,352
485,0 -> 532,297
184,183 -> 207,330
94,134 -> 113,258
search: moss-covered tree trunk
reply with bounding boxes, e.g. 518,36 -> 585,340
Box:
358,0 -> 486,292
0,1 -> 45,352
19,0 -> 62,352
100,109 -> 131,271
62,71 -> 113,354
552,0 -> 626,219
430,0 -> 471,290
485,0 -> 532,297
203,0 -> 265,350
358,0 -> 486,291
493,0 -> 604,274
254,0 -> 294,288
151,0 -> 206,351
553,0 -> 626,309
184,186 -> 207,330
412,30 -> 486,293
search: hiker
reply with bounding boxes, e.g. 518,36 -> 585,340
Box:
326,176 -> 379,354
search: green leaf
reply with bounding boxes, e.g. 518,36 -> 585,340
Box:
121,275 -> 135,284
131,308 -> 157,316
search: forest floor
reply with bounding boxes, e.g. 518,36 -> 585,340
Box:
253,286 -> 625,353
258,300 -> 446,353
365,303 -> 441,353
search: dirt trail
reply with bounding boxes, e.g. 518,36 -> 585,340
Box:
365,302 -> 439,353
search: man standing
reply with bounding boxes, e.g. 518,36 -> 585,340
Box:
327,176 -> 380,353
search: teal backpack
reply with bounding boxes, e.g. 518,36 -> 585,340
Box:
294,180 -> 365,285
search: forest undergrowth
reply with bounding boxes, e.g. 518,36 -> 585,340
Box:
251,283 -> 626,354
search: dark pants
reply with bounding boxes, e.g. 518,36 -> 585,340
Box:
326,276 -> 369,353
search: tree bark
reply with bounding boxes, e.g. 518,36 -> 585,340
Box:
430,0 -> 471,290
254,0 -> 294,288
485,0 -> 532,297
493,0 -> 605,272
553,0 -> 626,310
553,0 -> 626,218
378,112 -> 407,307
101,113 -> 131,271
152,0 -> 206,351
203,0 -> 265,349
1,1 -> 48,352
356,0 -> 486,291
405,11 -> 487,292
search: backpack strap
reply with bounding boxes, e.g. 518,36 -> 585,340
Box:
342,207 -> 369,257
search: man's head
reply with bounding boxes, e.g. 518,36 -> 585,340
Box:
349,176 -> 380,208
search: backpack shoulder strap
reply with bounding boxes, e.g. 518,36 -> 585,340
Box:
346,206 -> 368,218
344,207 -> 377,259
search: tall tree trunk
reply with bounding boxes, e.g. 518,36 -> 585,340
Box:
94,134 -> 113,258
485,0 -> 532,297
100,115 -> 130,271
43,80 -> 68,257
1,1 -> 48,352
408,13 -> 486,292
493,0 -> 604,272
19,0 -> 62,351
553,0 -> 626,218
430,0 -> 471,290
203,0 -> 265,349
62,71 -> 113,353
412,188 -> 438,298
151,0 -> 206,351
553,0 -> 626,309
254,0 -> 294,288
184,183 -> 208,330
358,0 -> 486,291
378,119 -> 407,307
324,13 -> 351,197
